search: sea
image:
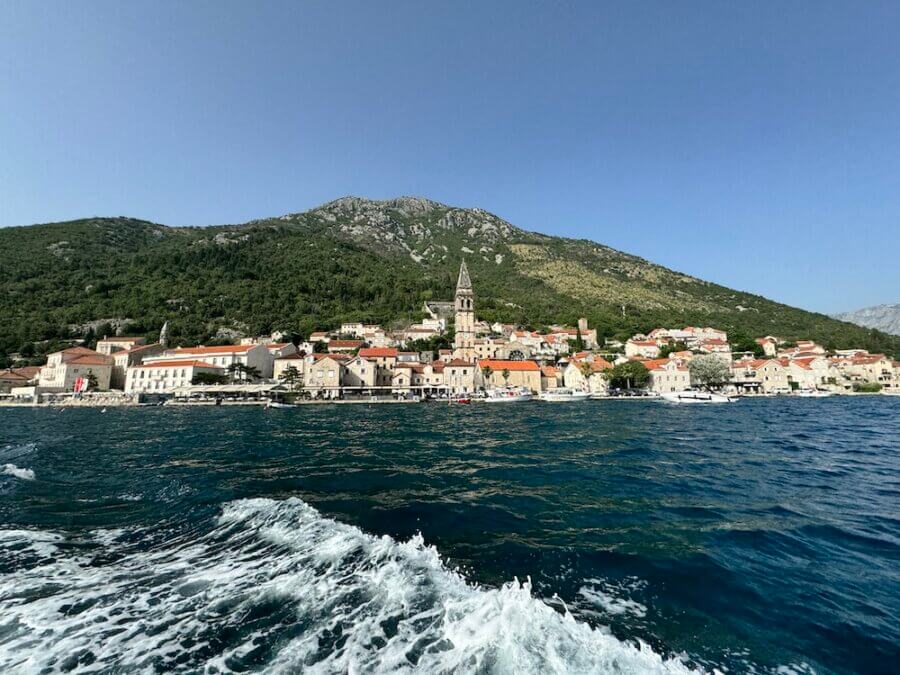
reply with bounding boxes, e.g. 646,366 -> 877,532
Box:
0,398 -> 897,674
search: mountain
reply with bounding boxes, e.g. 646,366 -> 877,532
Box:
2,196 -> 899,362
833,304 -> 900,336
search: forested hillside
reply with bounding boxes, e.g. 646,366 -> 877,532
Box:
2,197 -> 898,364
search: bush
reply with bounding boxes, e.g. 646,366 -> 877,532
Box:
853,382 -> 882,393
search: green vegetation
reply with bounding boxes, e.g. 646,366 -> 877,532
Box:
688,355 -> 732,388
604,361 -> 650,390
192,372 -> 228,385
2,199 -> 898,362
853,382 -> 883,393
658,341 -> 689,358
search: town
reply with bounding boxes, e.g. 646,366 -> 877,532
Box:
1,262 -> 898,406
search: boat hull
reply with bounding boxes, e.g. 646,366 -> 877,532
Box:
539,391 -> 591,402
660,391 -> 736,404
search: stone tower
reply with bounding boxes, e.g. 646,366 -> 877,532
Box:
159,321 -> 170,349
453,260 -> 475,360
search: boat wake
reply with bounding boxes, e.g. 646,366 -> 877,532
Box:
0,497 -> 699,673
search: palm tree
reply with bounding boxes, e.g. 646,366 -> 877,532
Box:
501,368 -> 510,388
480,364 -> 493,389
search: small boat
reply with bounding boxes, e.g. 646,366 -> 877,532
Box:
266,400 -> 298,409
449,397 -> 472,405
539,388 -> 591,402
483,387 -> 534,403
794,389 -> 834,398
660,390 -> 737,404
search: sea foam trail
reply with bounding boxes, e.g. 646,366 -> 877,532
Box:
2,464 -> 35,480
0,498 -> 699,673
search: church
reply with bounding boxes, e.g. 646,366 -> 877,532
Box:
453,260 -> 476,361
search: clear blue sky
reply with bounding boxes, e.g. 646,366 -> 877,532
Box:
2,1 -> 898,314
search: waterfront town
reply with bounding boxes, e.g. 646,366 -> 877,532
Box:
1,262 -> 898,406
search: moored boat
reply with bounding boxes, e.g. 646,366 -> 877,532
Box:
266,400 -> 298,409
660,390 -> 737,404
538,388 -> 591,402
483,387 -> 534,403
794,389 -> 834,398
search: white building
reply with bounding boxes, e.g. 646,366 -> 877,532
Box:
143,344 -> 271,379
38,347 -> 113,391
625,339 -> 661,359
125,360 -> 225,394
96,336 -> 147,356
645,359 -> 691,393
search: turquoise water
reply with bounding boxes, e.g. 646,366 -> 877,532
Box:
1,398 -> 898,673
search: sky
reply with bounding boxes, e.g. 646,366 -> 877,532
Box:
2,1 -> 899,314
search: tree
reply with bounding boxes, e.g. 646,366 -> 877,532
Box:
689,355 -> 732,389
579,360 -> 593,389
192,372 -> 228,385
658,341 -> 688,358
313,340 -> 327,354
85,371 -> 99,391
604,361 -> 649,390
572,327 -> 585,352
501,368 -> 510,387
730,336 -> 764,358
282,365 -> 301,391
480,364 -> 493,388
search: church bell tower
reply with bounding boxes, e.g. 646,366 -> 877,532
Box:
453,260 -> 475,360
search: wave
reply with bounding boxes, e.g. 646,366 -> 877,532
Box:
0,497 -> 698,673
2,464 -> 35,481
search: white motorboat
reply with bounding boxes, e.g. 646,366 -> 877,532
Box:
483,387 -> 534,403
538,388 -> 591,402
266,400 -> 298,409
660,390 -> 737,404
794,389 -> 834,398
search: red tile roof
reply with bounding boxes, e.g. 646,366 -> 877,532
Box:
643,358 -> 687,372
477,359 -> 540,371
445,359 -> 475,367
312,353 -> 351,361
358,347 -> 398,358
68,356 -> 113,366
327,340 -> 364,349
61,346 -> 100,356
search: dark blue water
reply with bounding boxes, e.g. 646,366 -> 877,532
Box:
1,398 -> 898,673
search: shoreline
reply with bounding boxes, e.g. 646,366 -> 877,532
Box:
1,391 -> 895,409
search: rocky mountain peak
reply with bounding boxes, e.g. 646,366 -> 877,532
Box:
833,303 -> 900,336
287,196 -> 523,264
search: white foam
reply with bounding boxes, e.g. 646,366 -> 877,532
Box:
0,498 -> 700,673
578,577 -> 649,619
2,464 -> 35,480
0,529 -> 62,560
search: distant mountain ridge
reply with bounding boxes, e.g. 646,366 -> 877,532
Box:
1,196 -> 899,361
833,304 -> 900,336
